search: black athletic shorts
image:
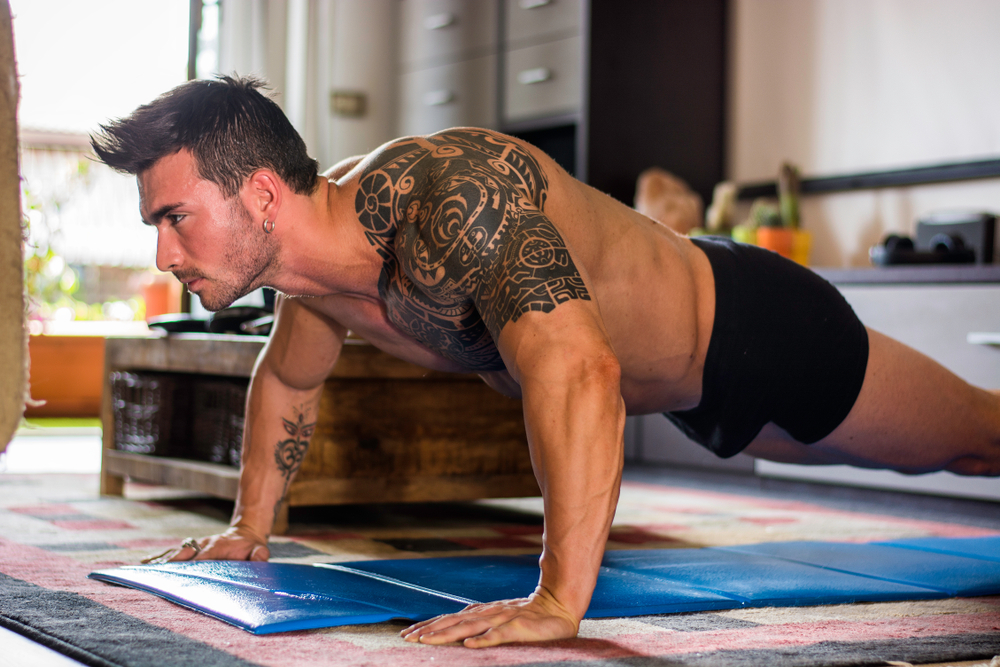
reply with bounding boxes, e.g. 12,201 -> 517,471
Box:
665,237 -> 870,459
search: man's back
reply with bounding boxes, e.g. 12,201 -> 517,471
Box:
325,128 -> 715,414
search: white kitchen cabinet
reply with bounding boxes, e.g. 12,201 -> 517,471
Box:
504,35 -> 583,122
398,55 -> 498,135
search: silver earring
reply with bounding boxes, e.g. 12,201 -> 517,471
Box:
263,218 -> 275,234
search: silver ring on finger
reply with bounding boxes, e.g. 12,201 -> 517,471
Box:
181,537 -> 202,556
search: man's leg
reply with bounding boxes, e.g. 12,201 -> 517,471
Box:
744,328 -> 1000,476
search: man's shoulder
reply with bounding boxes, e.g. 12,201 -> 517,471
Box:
360,128 -> 549,207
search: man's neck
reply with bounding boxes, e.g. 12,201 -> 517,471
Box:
267,176 -> 383,300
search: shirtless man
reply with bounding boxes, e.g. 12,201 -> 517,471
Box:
92,77 -> 1000,648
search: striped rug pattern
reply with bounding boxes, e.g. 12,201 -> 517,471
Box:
1,473 -> 998,667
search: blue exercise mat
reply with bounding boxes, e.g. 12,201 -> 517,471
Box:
91,561 -> 470,634
342,554 -> 739,618
719,538 -> 1000,597
603,547 -> 947,606
89,536 -> 1000,635
878,535 -> 1000,563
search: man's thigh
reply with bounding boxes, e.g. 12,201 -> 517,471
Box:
746,328 -> 1000,475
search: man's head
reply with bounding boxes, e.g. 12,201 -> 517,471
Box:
91,75 -> 318,199
92,76 -> 318,310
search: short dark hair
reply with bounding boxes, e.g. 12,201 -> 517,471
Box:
91,75 -> 319,197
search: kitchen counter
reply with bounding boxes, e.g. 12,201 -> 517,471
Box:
815,264 -> 1000,285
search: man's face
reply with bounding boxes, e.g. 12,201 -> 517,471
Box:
138,150 -> 276,311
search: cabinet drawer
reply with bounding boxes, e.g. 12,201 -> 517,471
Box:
400,0 -> 498,70
839,284 -> 1000,389
505,0 -> 582,46
398,55 -> 498,136
504,35 -> 582,122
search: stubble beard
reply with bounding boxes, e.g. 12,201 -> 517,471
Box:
195,201 -> 278,312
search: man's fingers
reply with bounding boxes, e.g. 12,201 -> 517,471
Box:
401,596 -> 580,648
402,614 -> 464,641
406,616 -> 500,645
165,545 -> 197,562
249,544 -> 270,561
464,625 -> 512,649
139,531 -> 269,565
400,604 -> 488,637
140,548 -> 177,564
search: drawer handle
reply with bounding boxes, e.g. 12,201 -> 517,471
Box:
423,89 -> 455,107
517,67 -> 553,85
424,12 -> 456,30
967,332 -> 1000,346
519,0 -> 552,8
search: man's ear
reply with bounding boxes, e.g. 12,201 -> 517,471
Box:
245,170 -> 283,224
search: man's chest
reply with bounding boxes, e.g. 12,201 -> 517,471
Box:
307,268 -> 506,374
378,260 -> 506,371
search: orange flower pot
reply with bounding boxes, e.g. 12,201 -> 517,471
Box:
791,230 -> 812,266
755,227 -> 794,259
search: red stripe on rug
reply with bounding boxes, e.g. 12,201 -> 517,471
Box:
7,504 -> 79,515
115,538 -> 186,549
49,519 -> 135,531
604,610 -> 1000,656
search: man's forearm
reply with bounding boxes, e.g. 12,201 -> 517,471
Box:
522,351 -> 626,622
230,366 -> 324,540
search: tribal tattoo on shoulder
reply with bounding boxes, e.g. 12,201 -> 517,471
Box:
354,129 -> 590,371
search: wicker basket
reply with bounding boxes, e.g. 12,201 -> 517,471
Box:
190,377 -> 248,467
110,372 -> 191,456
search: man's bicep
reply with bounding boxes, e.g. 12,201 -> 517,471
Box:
259,297 -> 347,390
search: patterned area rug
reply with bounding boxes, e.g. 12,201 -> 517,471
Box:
1,472 -> 999,667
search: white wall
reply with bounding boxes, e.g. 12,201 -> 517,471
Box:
327,0 -> 398,163
218,0 -> 397,169
729,0 -> 1000,267
218,0 -> 287,105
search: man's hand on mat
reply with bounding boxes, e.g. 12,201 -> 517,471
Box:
141,526 -> 269,564
401,587 -> 579,648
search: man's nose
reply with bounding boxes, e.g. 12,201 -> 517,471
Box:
155,229 -> 182,272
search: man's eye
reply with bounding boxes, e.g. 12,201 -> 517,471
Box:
168,214 -> 185,224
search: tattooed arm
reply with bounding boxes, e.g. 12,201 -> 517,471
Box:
417,297 -> 626,649
403,203 -> 625,648
156,296 -> 345,563
365,131 -> 626,647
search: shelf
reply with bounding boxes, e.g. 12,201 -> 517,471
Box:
815,264 -> 1000,285
100,335 -> 537,535
105,334 -> 477,380
105,333 -> 266,377
103,450 -> 240,500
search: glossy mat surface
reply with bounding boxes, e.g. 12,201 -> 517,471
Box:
89,536 -> 1000,634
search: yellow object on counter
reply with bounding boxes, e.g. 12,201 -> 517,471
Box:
731,224 -> 756,245
791,230 -> 812,266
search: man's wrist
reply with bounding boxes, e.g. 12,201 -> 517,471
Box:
229,512 -> 272,544
531,585 -> 583,631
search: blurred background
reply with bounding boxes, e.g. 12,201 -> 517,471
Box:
6,2 -> 999,501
